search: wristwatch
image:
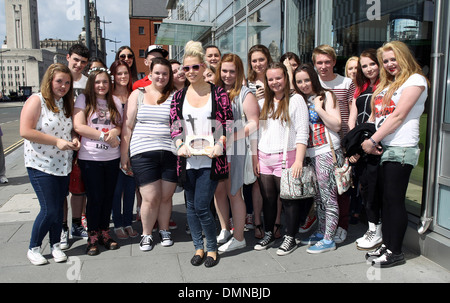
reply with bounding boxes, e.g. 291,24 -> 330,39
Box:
99,131 -> 105,142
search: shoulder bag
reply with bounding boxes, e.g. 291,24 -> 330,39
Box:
327,130 -> 352,195
280,125 -> 318,200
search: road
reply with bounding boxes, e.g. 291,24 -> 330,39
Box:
0,103 -> 24,156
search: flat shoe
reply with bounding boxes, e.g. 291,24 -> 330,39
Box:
190,254 -> 205,266
204,253 -> 220,268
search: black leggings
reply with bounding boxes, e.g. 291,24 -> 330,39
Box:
379,161 -> 413,255
258,174 -> 280,233
282,198 -> 314,237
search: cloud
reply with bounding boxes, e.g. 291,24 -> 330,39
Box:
0,0 -> 130,65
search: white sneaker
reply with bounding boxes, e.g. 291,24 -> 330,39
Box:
245,214 -> 254,230
27,247 -> 48,266
60,228 -> 69,250
334,227 -> 347,244
139,235 -> 154,251
217,229 -> 231,244
357,223 -> 382,250
51,243 -> 68,263
159,230 -> 174,247
0,176 -> 8,184
218,237 -> 246,252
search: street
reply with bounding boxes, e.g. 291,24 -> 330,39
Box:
0,104 -> 24,156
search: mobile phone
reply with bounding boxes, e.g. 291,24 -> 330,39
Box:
256,85 -> 261,89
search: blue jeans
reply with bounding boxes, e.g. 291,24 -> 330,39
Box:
78,158 -> 120,231
112,171 -> 136,227
27,168 -> 69,249
184,168 -> 218,252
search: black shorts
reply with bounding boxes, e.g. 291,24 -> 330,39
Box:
130,150 -> 178,187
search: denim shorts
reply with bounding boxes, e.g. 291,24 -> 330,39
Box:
130,150 -> 178,187
380,145 -> 420,167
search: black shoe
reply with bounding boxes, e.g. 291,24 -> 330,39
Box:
372,251 -> 405,268
191,253 -> 205,266
204,252 -> 220,268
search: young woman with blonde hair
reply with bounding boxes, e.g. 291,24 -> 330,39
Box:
361,41 -> 429,267
170,41 -> 233,267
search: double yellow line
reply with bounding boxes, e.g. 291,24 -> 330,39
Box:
4,139 -> 24,156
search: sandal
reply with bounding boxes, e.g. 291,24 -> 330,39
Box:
86,231 -> 99,256
254,224 -> 264,239
274,224 -> 282,239
99,230 -> 119,250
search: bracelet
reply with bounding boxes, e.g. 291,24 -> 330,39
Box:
99,132 -> 105,142
177,142 -> 185,151
369,137 -> 377,147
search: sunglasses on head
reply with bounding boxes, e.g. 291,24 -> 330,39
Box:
119,54 -> 134,60
181,64 -> 202,72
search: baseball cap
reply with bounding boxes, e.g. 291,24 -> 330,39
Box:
145,45 -> 169,58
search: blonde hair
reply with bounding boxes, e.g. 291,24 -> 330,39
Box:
345,56 -> 359,78
372,41 -> 429,110
183,40 -> 205,64
312,44 -> 337,63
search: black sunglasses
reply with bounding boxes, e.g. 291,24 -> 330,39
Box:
119,54 -> 134,60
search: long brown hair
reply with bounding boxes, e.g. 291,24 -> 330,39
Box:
216,53 -> 245,102
110,60 -> 132,95
247,44 -> 273,83
260,62 -> 291,124
355,49 -> 380,97
83,68 -> 121,127
293,63 -> 337,109
150,58 -> 174,104
40,63 -> 74,118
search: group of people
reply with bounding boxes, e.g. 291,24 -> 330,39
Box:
22,38 -> 428,270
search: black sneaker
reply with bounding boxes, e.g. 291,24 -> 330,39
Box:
277,235 -> 297,256
139,235 -> 154,251
371,250 -> 406,268
254,231 -> 275,251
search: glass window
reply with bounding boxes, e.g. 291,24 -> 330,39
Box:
235,20 -> 248,68
327,0 -> 435,216
289,0 -> 316,64
247,1 -> 282,62
217,28 -> 233,55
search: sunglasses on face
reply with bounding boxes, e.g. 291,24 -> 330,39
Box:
119,54 -> 134,60
181,64 -> 202,72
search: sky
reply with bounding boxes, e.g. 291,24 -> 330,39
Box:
0,0 -> 130,66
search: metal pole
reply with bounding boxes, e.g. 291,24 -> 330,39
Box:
85,0 -> 91,53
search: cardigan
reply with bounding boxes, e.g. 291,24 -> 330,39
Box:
169,83 -> 233,185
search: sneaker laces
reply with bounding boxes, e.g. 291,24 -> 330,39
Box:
160,230 -> 171,240
364,230 -> 376,241
259,232 -> 274,246
280,236 -> 295,250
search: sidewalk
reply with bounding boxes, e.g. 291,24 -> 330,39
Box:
0,147 -> 449,284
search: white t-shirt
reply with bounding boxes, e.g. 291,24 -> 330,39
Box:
182,94 -> 213,170
75,94 -> 123,161
373,74 -> 428,147
73,75 -> 88,98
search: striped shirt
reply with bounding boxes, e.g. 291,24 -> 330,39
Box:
320,74 -> 355,140
129,95 -> 174,157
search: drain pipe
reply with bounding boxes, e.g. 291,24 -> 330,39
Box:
418,0 -> 445,235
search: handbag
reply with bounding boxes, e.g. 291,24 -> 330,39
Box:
69,152 -> 85,194
280,125 -> 318,200
327,131 -> 352,195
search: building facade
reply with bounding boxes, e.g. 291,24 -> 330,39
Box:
129,0 -> 169,78
156,0 -> 449,269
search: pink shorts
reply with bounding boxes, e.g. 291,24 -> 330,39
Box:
258,150 -> 297,178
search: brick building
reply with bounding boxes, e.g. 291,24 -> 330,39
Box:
129,0 -> 168,78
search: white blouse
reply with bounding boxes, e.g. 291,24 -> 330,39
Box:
24,93 -> 73,176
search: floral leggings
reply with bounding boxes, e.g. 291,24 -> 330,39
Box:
311,148 -> 344,241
